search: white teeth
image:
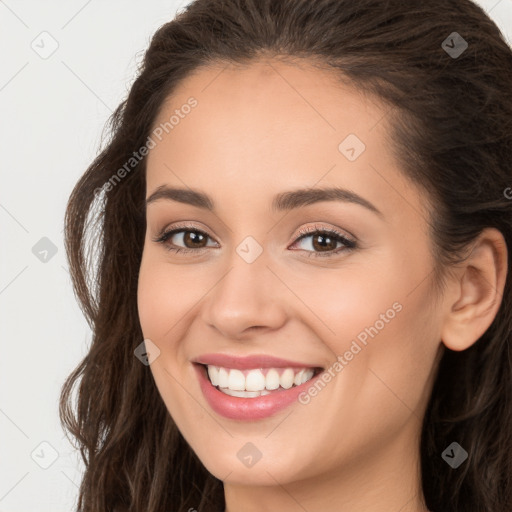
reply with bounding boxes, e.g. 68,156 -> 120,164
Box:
221,389 -> 272,398
207,365 -> 219,386
246,369 -> 266,391
205,365 -> 319,395
280,368 -> 295,389
217,367 -> 229,388
228,369 -> 246,391
265,368 -> 280,390
301,369 -> 314,384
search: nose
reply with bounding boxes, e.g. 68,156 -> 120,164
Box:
199,251 -> 288,340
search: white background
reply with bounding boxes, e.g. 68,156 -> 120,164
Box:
0,1 -> 511,510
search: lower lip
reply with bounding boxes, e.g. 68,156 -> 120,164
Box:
194,363 -> 322,421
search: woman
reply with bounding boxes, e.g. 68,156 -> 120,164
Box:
60,0 -> 512,510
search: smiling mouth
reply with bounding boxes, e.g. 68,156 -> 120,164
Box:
198,363 -> 324,398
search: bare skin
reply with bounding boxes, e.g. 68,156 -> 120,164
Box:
137,58 -> 507,512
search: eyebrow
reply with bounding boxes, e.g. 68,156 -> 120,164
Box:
145,185 -> 383,217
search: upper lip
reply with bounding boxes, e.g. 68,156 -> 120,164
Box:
192,353 -> 323,370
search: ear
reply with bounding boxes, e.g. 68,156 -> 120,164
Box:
441,228 -> 508,351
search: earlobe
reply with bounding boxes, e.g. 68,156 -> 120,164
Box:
440,228 -> 508,352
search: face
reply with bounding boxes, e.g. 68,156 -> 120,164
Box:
137,58 -> 443,488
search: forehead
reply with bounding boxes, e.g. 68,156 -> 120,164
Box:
151,57 -> 382,146
145,58 -> 423,223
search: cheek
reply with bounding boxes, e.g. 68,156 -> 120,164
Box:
136,252 -> 206,435
137,251 -> 198,340
300,249 -> 439,400
286,256 -> 405,350
357,272 -> 439,422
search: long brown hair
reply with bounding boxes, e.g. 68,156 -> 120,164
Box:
60,1 -> 512,510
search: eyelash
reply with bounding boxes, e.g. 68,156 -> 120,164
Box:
152,223 -> 357,258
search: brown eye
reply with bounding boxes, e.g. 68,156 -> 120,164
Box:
153,227 -> 217,254
310,233 -> 339,252
291,225 -> 357,258
179,230 -> 208,248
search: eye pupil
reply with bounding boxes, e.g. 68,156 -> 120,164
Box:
312,233 -> 337,251
184,231 -> 207,248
